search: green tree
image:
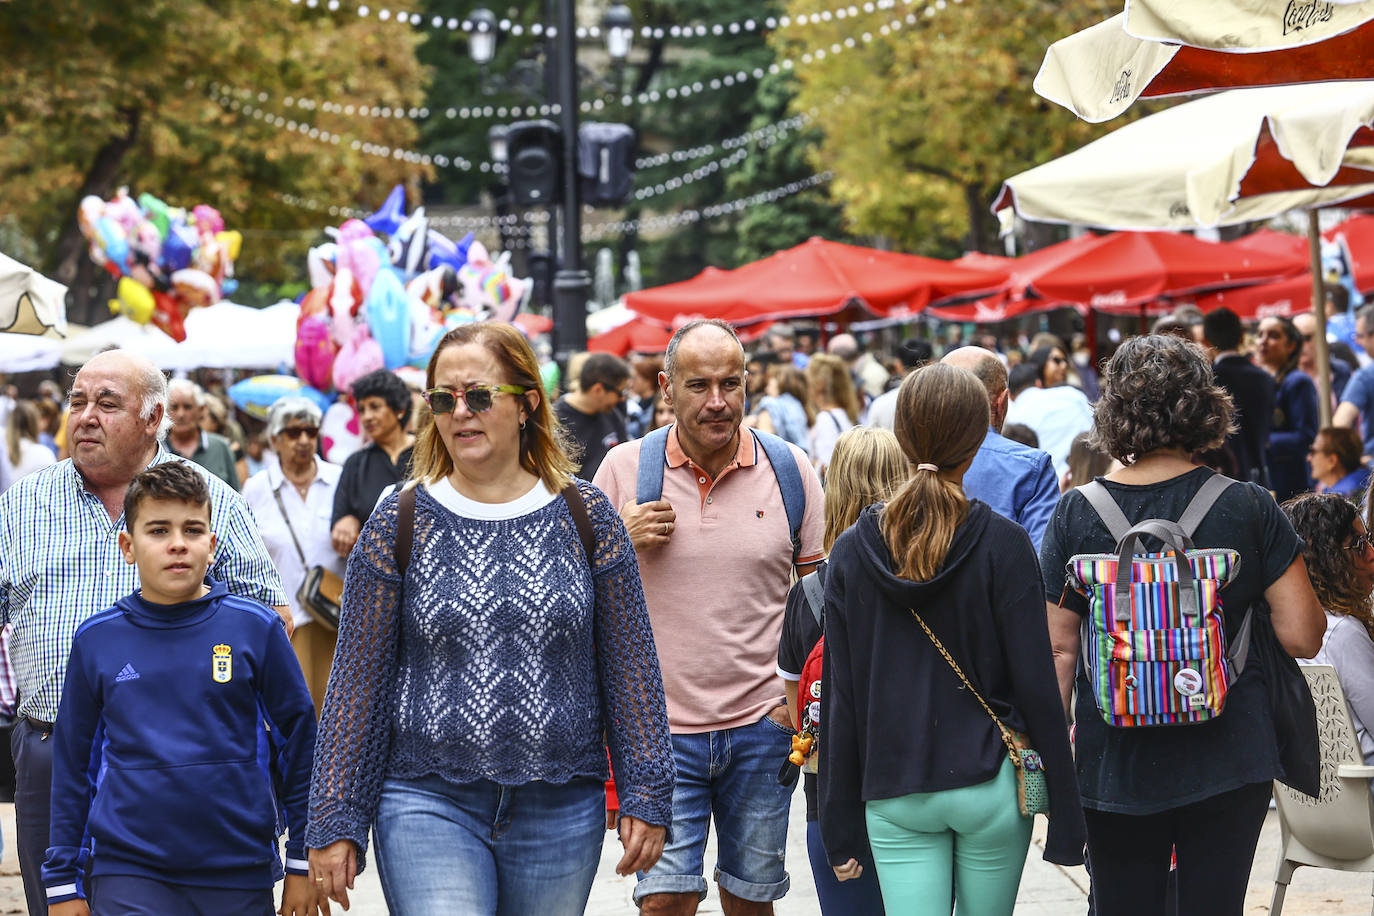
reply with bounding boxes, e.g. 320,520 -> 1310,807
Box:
773,0 -> 1124,255
0,1 -> 430,322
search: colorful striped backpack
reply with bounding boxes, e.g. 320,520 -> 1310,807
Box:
1066,474 -> 1251,728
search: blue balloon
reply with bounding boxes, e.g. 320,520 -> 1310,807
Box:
428,230 -> 474,271
366,268 -> 412,370
96,218 -> 129,274
161,222 -> 196,272
364,184 -> 407,236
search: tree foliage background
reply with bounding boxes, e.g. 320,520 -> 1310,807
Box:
773,0 -> 1125,255
0,1 -> 430,320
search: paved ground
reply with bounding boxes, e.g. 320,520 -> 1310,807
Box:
0,793 -> 1367,914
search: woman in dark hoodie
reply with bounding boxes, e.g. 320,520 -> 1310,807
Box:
819,364 -> 1085,915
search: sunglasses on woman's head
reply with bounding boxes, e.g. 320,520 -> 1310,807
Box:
1346,533 -> 1374,553
424,384 -> 529,414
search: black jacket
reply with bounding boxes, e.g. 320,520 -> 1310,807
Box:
819,501 -> 1086,866
1212,354 -> 1275,488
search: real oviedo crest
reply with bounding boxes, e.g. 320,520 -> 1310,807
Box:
212,644 -> 233,684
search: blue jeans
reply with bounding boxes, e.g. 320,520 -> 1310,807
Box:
635,714 -> 796,904
373,774 -> 605,916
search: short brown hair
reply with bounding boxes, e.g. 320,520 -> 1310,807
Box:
123,462 -> 211,530
1091,334 -> 1235,464
1316,425 -> 1364,475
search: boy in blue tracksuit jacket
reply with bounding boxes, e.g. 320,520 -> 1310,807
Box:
43,462 -> 317,916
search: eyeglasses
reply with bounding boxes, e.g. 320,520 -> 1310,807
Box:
279,426 -> 319,440
1346,533 -> 1374,552
424,384 -> 529,414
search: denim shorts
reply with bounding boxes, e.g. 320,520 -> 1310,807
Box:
634,714 -> 796,904
374,774 -> 605,916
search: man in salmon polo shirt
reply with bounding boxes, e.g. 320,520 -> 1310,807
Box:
595,319 -> 826,916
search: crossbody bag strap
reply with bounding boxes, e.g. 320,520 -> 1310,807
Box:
908,607 -> 1022,766
270,484 -> 311,572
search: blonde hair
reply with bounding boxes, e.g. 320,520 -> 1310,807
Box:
411,323 -> 576,491
882,365 -> 990,581
772,365 -> 816,425
823,427 -> 908,554
805,353 -> 861,423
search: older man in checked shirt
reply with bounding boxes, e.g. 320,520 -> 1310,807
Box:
0,350 -> 287,916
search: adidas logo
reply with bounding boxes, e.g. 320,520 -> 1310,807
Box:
115,664 -> 140,683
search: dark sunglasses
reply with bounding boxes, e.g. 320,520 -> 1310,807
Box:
279,426 -> 319,440
1347,533 -> 1374,553
424,384 -> 529,415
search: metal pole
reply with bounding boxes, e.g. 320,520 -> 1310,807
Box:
552,0 -> 590,364
1309,210 -> 1333,427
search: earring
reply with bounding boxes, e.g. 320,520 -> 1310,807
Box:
520,418 -> 527,430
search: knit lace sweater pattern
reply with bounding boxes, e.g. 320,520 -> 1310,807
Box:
305,481 -> 674,867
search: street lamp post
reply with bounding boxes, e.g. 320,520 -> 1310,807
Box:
468,3 -> 633,366
551,0 -> 589,364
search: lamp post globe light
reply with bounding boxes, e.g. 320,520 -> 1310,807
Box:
468,7 -> 498,69
603,4 -> 635,62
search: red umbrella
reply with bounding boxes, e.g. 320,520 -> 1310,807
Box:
931,238 -> 1103,321
624,237 -> 1008,326
587,316 -> 774,357
1228,229 -> 1309,261
1025,231 -> 1306,312
1193,274 -> 1314,320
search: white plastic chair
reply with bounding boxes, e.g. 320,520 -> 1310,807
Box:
1271,664 -> 1374,915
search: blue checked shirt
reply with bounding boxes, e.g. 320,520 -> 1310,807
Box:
0,449 -> 286,723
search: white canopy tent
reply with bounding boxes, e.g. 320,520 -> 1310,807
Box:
59,301 -> 300,370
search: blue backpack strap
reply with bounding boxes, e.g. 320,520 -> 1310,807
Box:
750,428 -> 806,563
636,425 -> 673,504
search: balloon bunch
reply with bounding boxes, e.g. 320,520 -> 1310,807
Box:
294,184 -> 532,463
77,188 -> 241,342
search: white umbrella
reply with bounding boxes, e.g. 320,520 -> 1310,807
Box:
0,252 -> 68,337
1035,13 -> 1374,123
59,315 -> 181,367
996,81 -> 1374,423
1126,0 -> 1373,52
0,333 -> 62,372
994,81 -> 1374,232
168,301 -> 300,370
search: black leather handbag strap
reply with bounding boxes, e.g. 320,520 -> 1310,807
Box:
561,482 -> 596,562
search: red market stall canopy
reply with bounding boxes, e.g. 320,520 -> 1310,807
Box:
588,316 -> 772,357
1021,230 -> 1306,313
623,237 -> 1009,326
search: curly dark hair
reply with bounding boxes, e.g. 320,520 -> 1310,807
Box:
1090,334 -> 1236,464
1282,493 -> 1373,634
351,369 -> 413,428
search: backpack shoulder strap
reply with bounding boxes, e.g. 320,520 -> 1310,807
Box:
395,483 -> 417,574
1078,480 -> 1132,544
1177,473 -> 1236,538
561,482 -> 596,563
635,425 -> 672,504
800,569 -> 824,627
750,428 -> 806,560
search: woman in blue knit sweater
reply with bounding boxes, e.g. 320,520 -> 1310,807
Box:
306,323 -> 674,915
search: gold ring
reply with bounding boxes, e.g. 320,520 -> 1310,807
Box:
315,878 -> 325,884
663,522 -> 669,535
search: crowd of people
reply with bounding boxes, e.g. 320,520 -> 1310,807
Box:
1,302 -> 1373,915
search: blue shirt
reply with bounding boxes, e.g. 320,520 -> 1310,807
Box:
0,450 -> 286,722
1325,466 -> 1372,499
756,393 -> 810,450
43,580 -> 315,901
1268,369 -> 1319,502
961,427 -> 1060,550
1341,364 -> 1374,456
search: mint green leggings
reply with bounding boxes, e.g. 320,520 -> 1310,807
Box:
864,756 -> 1032,915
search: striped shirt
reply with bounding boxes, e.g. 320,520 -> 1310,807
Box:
0,449 -> 285,723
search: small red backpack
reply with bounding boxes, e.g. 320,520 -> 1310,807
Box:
780,570 -> 825,786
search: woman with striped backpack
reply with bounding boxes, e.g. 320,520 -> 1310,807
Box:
1040,334 -> 1326,916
